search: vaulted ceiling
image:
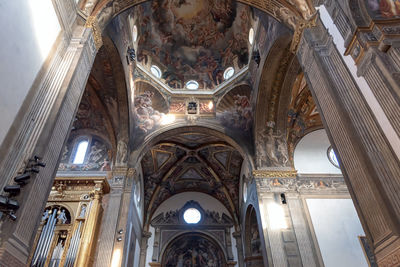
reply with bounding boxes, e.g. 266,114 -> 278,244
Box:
141,131 -> 243,225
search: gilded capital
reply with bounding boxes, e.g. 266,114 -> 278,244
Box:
85,16 -> 103,50
253,169 -> 297,178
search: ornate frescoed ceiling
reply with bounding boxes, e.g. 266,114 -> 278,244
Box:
129,0 -> 254,91
140,131 -> 243,226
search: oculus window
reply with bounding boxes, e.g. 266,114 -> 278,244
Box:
150,65 -> 162,78
223,67 -> 234,80
183,208 -> 201,224
186,80 -> 199,90
327,146 -> 340,168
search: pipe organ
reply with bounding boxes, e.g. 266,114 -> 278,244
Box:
29,177 -> 110,267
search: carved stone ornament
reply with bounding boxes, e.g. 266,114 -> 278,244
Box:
252,169 -> 297,178
255,176 -> 348,193
151,201 -> 233,228
85,16 -> 103,50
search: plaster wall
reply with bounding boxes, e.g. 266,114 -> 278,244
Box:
306,198 -> 367,267
294,129 -> 341,174
0,0 -> 60,146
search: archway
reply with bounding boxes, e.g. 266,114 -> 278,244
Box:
244,205 -> 264,267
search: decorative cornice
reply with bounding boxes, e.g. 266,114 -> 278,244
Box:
253,169 -> 297,178
290,15 -> 318,53
53,176 -> 110,193
85,16 -> 103,50
255,176 -> 348,194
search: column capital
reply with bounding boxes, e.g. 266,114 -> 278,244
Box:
85,16 -> 102,50
252,169 -> 297,179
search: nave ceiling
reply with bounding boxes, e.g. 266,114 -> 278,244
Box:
140,130 -> 244,227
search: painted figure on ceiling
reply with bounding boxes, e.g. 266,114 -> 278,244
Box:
367,0 -> 400,18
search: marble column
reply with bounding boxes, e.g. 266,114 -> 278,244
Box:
286,193 -> 318,267
257,191 -> 288,267
94,168 -> 129,267
297,19 -> 400,265
0,20 -> 97,267
323,0 -> 400,141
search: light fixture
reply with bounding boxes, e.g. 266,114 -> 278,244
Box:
186,80 -> 199,90
132,25 -> 138,42
150,65 -> 162,78
223,67 -> 234,80
183,208 -> 201,224
127,47 -> 136,63
249,27 -> 254,45
268,202 -> 287,230
280,193 -> 287,205
160,114 -> 175,125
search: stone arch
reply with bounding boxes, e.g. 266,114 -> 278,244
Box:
129,125 -> 255,170
88,0 -> 315,32
130,125 -> 254,231
244,204 -> 265,266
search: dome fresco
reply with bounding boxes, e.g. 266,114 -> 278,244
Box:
131,0 -> 254,90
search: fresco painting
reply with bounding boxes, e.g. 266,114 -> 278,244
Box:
367,0 -> 400,19
162,234 -> 226,267
131,0 -> 253,90
217,85 -> 253,133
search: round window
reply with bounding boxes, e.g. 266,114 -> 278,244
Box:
223,67 -> 234,80
186,80 -> 199,90
327,146 -> 340,168
249,28 -> 254,45
150,65 -> 162,78
183,208 -> 201,224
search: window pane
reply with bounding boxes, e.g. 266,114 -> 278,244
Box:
73,141 -> 88,164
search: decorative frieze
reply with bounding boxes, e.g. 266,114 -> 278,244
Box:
252,169 -> 297,178
255,176 -> 348,194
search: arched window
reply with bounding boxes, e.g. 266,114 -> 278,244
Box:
73,140 -> 89,164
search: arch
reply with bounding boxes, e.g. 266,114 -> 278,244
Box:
160,232 -> 228,267
129,125 -> 255,170
90,0 -> 315,33
42,205 -> 72,225
254,34 -> 293,138
244,205 -> 264,266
